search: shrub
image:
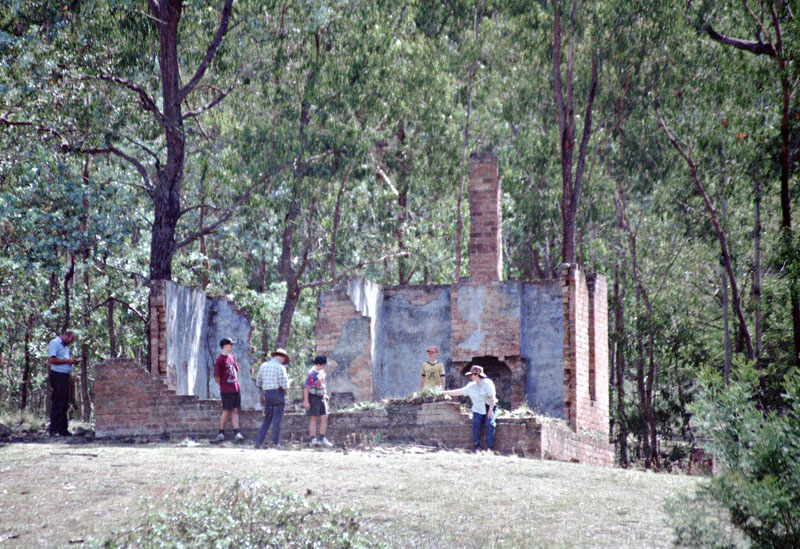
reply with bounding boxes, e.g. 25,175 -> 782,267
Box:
97,478 -> 380,548
684,363 -> 800,549
664,485 -> 747,549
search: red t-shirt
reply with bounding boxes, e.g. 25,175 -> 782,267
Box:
214,354 -> 240,393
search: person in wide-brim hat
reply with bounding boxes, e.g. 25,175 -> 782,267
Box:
443,364 -> 497,451
271,348 -> 290,361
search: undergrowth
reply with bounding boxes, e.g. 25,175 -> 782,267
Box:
95,478 -> 381,548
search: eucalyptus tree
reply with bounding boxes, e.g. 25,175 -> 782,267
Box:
0,0 -> 260,283
688,0 -> 800,368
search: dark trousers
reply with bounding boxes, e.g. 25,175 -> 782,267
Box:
472,407 -> 497,449
255,389 -> 285,446
49,371 -> 71,435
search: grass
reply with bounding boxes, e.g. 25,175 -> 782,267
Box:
0,439 -> 706,548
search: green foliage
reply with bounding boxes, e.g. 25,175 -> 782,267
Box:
665,485 -> 748,549
99,478 -> 378,548
689,362 -> 800,548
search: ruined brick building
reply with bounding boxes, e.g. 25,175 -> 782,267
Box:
94,152 -> 612,464
315,153 -> 609,436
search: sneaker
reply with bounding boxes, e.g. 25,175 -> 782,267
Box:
214,433 -> 225,442
310,437 -> 321,446
274,443 -> 283,449
320,436 -> 333,448
234,432 -> 245,442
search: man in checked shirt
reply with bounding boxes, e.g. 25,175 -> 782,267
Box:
254,348 -> 290,448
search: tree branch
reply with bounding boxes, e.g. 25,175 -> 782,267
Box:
181,78 -> 239,119
179,0 -> 234,101
173,160 -> 289,250
90,296 -> 146,324
88,74 -> 164,124
572,56 -> 599,206
61,145 -> 153,194
700,21 -> 775,56
301,252 -> 410,290
656,108 -> 755,359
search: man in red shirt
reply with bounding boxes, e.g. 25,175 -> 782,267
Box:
214,338 -> 244,442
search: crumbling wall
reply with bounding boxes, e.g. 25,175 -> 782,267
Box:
203,297 -> 260,410
149,280 -> 261,410
315,278 -> 380,405
521,281 -> 564,417
561,265 -> 609,434
379,285 -> 451,399
95,359 -> 613,465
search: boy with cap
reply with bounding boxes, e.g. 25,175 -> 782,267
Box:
214,338 -> 244,442
420,345 -> 445,391
304,355 -> 333,447
443,365 -> 497,450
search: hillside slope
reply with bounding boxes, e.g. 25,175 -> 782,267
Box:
0,442 -> 703,547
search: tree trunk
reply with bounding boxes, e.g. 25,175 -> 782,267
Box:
108,298 -> 116,358
721,269 -> 732,383
63,253 -> 75,332
613,264 -> 628,467
657,111 -> 754,359
199,172 -> 209,290
148,0 -> 187,282
275,283 -> 300,350
645,329 -> 659,470
19,321 -> 31,410
780,74 -> 800,368
81,264 -> 91,422
635,313 -> 648,465
753,178 -> 762,365
552,2 -> 598,265
700,12 -> 795,366
395,121 -> 410,286
396,182 -> 409,285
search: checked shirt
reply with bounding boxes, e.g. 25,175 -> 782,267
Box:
256,358 -> 288,391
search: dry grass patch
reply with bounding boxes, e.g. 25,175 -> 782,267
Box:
0,441 -> 702,548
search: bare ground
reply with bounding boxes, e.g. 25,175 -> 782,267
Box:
0,438 -> 702,548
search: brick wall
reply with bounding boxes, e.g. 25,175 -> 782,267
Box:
315,281 -> 374,403
561,265 -> 609,436
468,153 -> 503,282
95,358 -> 218,438
149,281 -> 168,377
95,359 -> 612,464
586,274 -> 610,434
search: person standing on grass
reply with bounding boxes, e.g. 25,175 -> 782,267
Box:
443,365 -> 497,451
214,338 -> 244,443
420,345 -> 445,391
304,355 -> 333,447
47,330 -> 78,437
254,348 -> 290,448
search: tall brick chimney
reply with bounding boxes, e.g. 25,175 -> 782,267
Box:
468,152 -> 502,281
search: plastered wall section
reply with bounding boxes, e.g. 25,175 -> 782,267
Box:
521,281 -> 564,417
149,280 -> 260,410
450,280 -> 521,362
379,285 -> 451,399
561,265 -> 609,435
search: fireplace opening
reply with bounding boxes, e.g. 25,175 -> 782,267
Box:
460,356 -> 513,410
